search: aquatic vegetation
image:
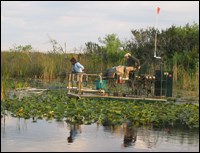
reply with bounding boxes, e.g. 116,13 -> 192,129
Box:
1,90 -> 199,129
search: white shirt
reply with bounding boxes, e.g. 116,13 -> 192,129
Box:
72,62 -> 84,73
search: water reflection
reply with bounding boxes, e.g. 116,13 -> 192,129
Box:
1,114 -> 6,138
1,115 -> 199,152
1,112 -> 28,138
139,126 -> 160,149
67,124 -> 82,143
123,122 -> 137,147
101,122 -> 199,151
102,122 -> 138,148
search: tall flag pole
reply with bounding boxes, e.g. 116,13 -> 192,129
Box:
154,7 -> 161,59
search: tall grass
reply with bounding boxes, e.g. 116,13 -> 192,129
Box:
1,51 -> 199,98
1,80 -> 5,100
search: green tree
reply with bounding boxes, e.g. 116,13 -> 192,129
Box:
85,42 -> 103,72
161,23 -> 199,59
98,34 -> 124,68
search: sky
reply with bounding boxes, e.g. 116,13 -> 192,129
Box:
1,1 -> 199,53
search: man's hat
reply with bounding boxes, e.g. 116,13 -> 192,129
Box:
124,53 -> 131,57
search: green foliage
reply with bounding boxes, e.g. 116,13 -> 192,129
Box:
98,34 -> 124,67
162,23 -> 199,58
99,33 -> 121,54
124,23 -> 199,92
9,45 -> 32,52
84,42 -> 102,73
1,91 -> 199,128
1,51 -> 68,79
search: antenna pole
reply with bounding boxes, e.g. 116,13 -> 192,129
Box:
154,8 -> 158,57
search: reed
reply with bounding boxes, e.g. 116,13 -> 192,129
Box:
1,51 -> 199,98
1,75 -> 9,100
1,81 -> 5,100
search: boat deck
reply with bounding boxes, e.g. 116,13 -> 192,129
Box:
67,92 -> 167,102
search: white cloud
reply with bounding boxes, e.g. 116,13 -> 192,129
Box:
1,1 -> 199,52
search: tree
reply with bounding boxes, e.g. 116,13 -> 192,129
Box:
98,34 -> 123,67
85,42 -> 102,72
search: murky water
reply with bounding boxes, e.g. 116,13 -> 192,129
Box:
1,114 -> 199,152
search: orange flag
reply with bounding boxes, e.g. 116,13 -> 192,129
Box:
157,7 -> 160,14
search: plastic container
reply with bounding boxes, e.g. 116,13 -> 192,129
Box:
118,75 -> 122,84
95,80 -> 106,90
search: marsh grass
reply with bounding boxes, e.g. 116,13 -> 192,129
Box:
1,51 -> 199,99
1,81 -> 5,100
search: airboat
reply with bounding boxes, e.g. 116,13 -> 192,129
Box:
10,59 -> 173,103
65,62 -> 173,102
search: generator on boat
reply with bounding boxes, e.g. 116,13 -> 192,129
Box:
102,67 -> 172,98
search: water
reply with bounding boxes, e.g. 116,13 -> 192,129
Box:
1,114 -> 199,152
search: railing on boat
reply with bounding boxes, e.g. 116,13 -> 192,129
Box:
67,72 -> 105,95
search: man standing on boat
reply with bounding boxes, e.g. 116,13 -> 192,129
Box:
70,57 -> 85,88
70,57 -> 84,73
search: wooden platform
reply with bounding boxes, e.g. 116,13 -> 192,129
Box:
66,73 -> 167,102
67,92 -> 167,102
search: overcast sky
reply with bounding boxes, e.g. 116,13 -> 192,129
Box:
1,1 -> 199,52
